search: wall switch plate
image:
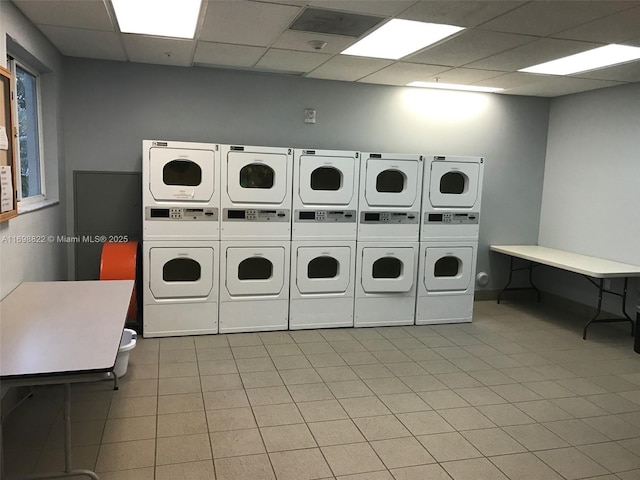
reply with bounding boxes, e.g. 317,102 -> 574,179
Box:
304,108 -> 316,124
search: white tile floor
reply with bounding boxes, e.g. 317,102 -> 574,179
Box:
3,300 -> 640,479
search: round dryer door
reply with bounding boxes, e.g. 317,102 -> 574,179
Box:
149,147 -> 215,202
424,246 -> 473,291
429,161 -> 480,208
226,152 -> 288,204
295,246 -> 352,294
225,247 -> 285,296
361,247 -> 415,293
298,155 -> 356,206
364,159 -> 419,207
149,247 -> 214,298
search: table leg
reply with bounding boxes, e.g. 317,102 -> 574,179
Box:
497,257 -> 540,304
7,383 -> 100,480
583,277 -> 634,340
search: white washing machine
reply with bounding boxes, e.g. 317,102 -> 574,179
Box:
289,240 -> 356,329
219,241 -> 290,333
421,155 -> 484,241
354,241 -> 418,327
220,144 -> 293,241
358,152 -> 423,242
143,240 -> 219,337
142,140 -> 220,240
416,241 -> 477,324
292,149 -> 359,241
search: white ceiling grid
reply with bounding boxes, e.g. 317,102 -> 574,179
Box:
10,0 -> 640,97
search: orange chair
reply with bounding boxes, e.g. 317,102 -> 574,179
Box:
100,241 -> 139,322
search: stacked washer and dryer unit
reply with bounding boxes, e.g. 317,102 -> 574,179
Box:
290,149 -> 360,329
416,155 -> 485,324
219,145 -> 293,333
142,140 -> 220,337
355,153 -> 423,327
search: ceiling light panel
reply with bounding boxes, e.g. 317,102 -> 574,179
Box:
407,81 -> 504,93
112,0 -> 202,39
519,44 -> 640,75
341,19 -> 464,60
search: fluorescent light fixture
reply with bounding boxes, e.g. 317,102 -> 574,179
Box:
407,81 -> 504,93
519,44 -> 640,75
112,0 -> 202,39
341,19 -> 464,60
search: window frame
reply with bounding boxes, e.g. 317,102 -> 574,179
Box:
7,55 -> 46,205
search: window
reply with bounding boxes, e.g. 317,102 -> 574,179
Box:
372,257 -> 402,278
238,257 -> 273,280
311,167 -> 341,191
434,256 -> 460,277
163,258 -> 201,282
376,169 -> 405,193
8,57 -> 44,202
440,171 -> 467,194
308,256 -> 339,278
163,159 -> 202,186
240,163 -> 274,189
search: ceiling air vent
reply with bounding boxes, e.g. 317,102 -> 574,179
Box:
289,8 -> 384,37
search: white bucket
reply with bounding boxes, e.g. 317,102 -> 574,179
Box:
114,328 -> 137,378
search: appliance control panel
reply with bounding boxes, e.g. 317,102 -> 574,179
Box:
295,210 -> 356,223
223,209 -> 290,222
360,211 -> 419,224
425,212 -> 479,224
146,207 -> 218,221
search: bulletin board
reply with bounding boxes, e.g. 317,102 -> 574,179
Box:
0,65 -> 18,222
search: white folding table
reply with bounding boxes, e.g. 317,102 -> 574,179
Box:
491,245 -> 640,339
0,280 -> 134,480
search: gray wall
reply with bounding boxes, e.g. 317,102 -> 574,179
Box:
0,1 -> 67,299
63,58 -> 551,290
538,82 -> 640,312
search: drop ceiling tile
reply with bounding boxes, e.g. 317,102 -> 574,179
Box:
573,60 -> 640,82
39,25 -> 125,61
122,35 -> 195,67
500,76 -> 624,97
255,48 -> 332,74
194,42 -> 266,68
307,0 -> 414,17
271,30 -> 357,54
473,72 -> 545,90
479,1 -> 635,37
200,1 -> 301,47
358,62 -> 450,86
306,55 -> 392,81
465,38 -> 601,72
552,5 -> 640,44
398,1 -> 526,28
429,68 -> 505,85
12,0 -> 114,31
409,29 -> 537,67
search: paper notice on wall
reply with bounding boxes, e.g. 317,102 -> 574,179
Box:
0,126 -> 8,151
1,165 -> 14,212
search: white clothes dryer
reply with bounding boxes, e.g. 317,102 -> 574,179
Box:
219,241 -> 290,333
416,241 -> 477,324
292,149 -> 359,241
143,240 -> 219,337
142,140 -> 220,240
421,155 -> 484,241
220,144 -> 293,241
358,152 -> 423,242
354,241 -> 418,327
289,240 -> 356,329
